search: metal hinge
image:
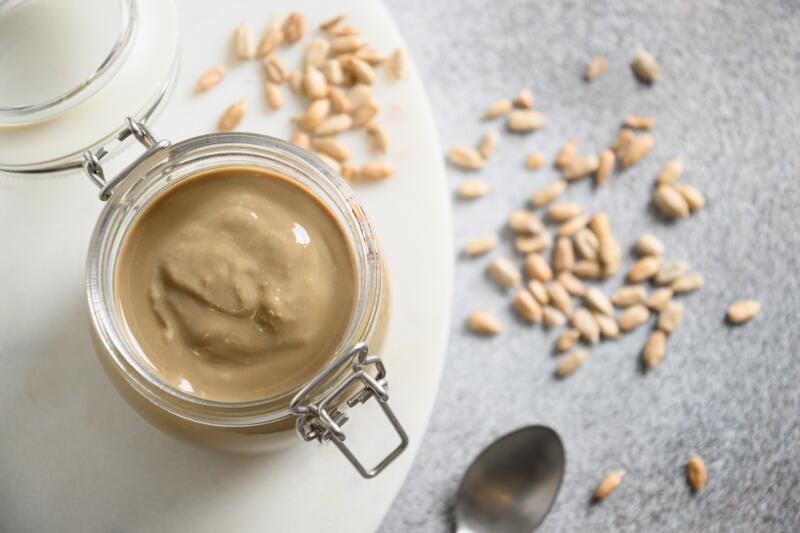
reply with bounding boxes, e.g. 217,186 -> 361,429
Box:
290,343 -> 409,479
83,116 -> 170,201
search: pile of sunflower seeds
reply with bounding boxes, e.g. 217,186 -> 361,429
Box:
195,12 -> 405,184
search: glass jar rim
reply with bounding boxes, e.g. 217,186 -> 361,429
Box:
86,132 -> 384,427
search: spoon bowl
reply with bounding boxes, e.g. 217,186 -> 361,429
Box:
454,425 -> 565,533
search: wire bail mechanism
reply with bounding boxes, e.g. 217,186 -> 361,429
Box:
83,116 -> 170,201
290,343 -> 409,478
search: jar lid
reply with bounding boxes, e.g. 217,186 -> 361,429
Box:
0,0 -> 179,174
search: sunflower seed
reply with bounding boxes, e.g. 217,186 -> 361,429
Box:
656,158 -> 684,185
611,128 -> 634,157
595,312 -> 620,338
365,122 -> 388,154
654,184 -> 690,218
599,238 -> 621,277
304,66 -> 329,98
514,89 -> 534,109
558,215 -> 589,237
304,38 -> 331,67
478,130 -> 501,158
360,161 -> 393,181
543,306 -> 568,328
642,330 -> 666,369
264,82 -> 282,110
458,178 -> 490,200
256,15 -> 284,57
548,281 -> 573,316
463,235 -> 498,257
555,349 -> 588,378
671,273 -> 704,294
351,99 -> 380,128
320,14 -> 346,31
634,233 -> 664,256
483,99 -> 513,119
322,59 -> 344,85
508,210 -> 545,234
654,260 -> 689,285
621,134 -> 654,168
632,51 -> 660,83
675,183 -> 705,211
217,98 -> 246,131
312,137 -> 350,162
588,212 -> 612,241
586,288 -> 614,316
555,329 -> 580,353
627,256 -> 661,283
328,86 -> 351,113
611,285 -> 647,307
315,113 -> 352,135
526,152 -> 545,169
356,47 -> 385,66
262,54 -> 286,83
448,146 -> 485,170
515,232 -> 552,254
555,138 -> 578,170
290,131 -> 310,149
528,280 -> 550,305
301,98 -> 331,130
282,12 -> 305,44
548,202 -> 583,223
596,149 -> 615,185
584,56 -> 608,81
563,154 -> 599,181
287,70 -> 303,93
573,228 -> 599,260
524,254 -> 553,282
594,470 -> 625,501
507,110 -> 547,132
617,304 -> 650,332
658,300 -> 684,333
623,115 -> 656,130
573,260 -> 602,279
572,307 -> 599,344
330,35 -> 364,55
687,456 -> 707,492
531,180 -> 567,207
513,289 -> 543,323
387,48 -> 406,81
727,300 -> 761,324
557,271 -> 586,297
645,287 -> 673,311
344,56 -> 376,84
488,257 -> 521,288
468,310 -> 502,335
553,236 -> 575,273
234,22 -> 255,59
196,65 -> 225,93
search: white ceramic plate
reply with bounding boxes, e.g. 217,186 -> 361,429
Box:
0,1 -> 452,531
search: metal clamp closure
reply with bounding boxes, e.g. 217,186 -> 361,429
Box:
290,343 -> 408,479
83,116 -> 170,201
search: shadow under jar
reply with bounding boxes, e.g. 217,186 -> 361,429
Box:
86,125 -> 406,478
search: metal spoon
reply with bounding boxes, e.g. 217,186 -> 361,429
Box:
454,425 -> 565,533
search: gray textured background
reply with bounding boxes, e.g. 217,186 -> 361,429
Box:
379,0 -> 800,531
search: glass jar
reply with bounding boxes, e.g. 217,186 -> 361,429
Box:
86,120 -> 406,478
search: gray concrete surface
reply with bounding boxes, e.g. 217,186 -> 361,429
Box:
379,0 -> 800,531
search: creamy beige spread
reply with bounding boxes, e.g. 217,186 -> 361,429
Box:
115,166 -> 356,403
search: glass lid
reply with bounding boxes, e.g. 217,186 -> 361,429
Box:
0,0 -> 136,125
0,0 -> 178,175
